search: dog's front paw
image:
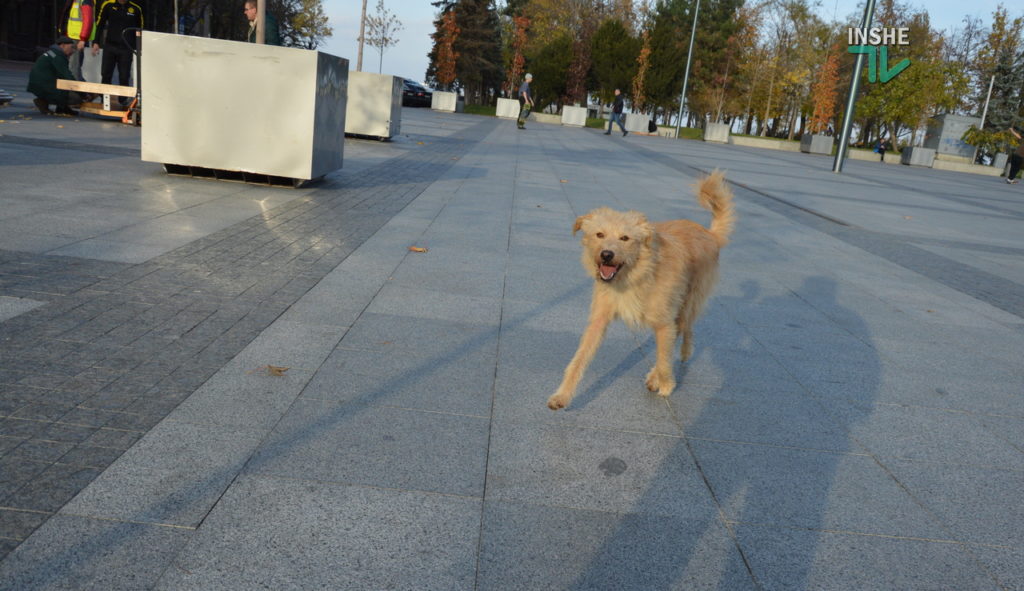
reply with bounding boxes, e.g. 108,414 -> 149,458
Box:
657,380 -> 676,397
645,368 -> 660,392
547,393 -> 569,410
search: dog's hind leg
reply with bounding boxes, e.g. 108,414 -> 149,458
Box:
645,323 -> 678,396
547,308 -> 612,410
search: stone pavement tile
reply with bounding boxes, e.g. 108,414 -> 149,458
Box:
885,459 -> 1024,547
485,421 -> 713,517
477,500 -> 757,591
45,239 -> 173,265
826,401 -> 1024,469
675,341 -> 803,392
61,420 -> 265,528
363,282 -> 503,325
300,346 -> 496,416
0,514 -> 192,591
4,463 -> 103,513
733,524 -> 1000,591
689,440 -> 948,539
968,544 -> 1024,591
225,320 -> 346,372
670,383 -> 861,453
246,400 -> 489,496
154,475 -> 480,591
0,296 -> 44,322
167,366 -> 315,430
339,311 -> 500,354
978,414 -> 1024,451
0,508 -> 49,541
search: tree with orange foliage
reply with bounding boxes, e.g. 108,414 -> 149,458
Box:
434,9 -> 460,90
808,48 -> 839,135
631,30 -> 651,113
504,16 -> 529,97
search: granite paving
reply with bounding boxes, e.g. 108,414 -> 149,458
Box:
1,63 -> 1023,589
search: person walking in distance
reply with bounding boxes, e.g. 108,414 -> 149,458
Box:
604,88 -> 627,137
1007,127 -> 1024,184
517,73 -> 534,130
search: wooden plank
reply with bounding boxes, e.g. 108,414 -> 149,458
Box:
56,79 -> 136,97
77,103 -> 127,118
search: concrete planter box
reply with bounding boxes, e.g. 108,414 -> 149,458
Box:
900,146 -> 936,167
624,113 -> 650,133
800,134 -> 833,154
530,112 -> 561,125
994,152 -> 1008,170
703,122 -> 730,143
730,136 -> 801,152
141,32 -> 346,183
496,97 -> 520,119
432,90 -> 458,112
561,105 -> 587,127
345,71 -> 401,140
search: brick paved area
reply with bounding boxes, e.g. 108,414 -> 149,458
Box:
0,117 -> 497,558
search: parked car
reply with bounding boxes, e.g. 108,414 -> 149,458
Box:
402,79 -> 432,107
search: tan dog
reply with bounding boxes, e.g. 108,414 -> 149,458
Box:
547,170 -> 736,410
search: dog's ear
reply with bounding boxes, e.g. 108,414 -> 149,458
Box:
573,214 -> 591,236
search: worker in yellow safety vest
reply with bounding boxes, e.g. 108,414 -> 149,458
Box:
60,0 -> 96,81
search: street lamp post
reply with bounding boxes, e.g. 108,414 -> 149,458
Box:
674,0 -> 701,138
832,0 -> 877,173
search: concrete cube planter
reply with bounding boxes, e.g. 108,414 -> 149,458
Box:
900,146 -> 936,167
624,113 -> 650,133
800,134 -> 833,154
561,106 -> 587,127
141,31 -> 346,183
431,90 -> 458,112
496,98 -> 520,119
703,122 -> 730,143
345,71 -> 401,140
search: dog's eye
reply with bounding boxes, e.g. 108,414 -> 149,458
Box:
620,235 -> 630,241
595,232 -> 604,238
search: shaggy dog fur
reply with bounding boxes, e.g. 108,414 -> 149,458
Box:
547,170 -> 736,411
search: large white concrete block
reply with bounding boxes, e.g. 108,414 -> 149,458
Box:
345,71 -> 401,140
496,97 -> 520,119
703,122 -> 730,143
561,106 -> 586,127
140,31 -> 347,182
432,90 -> 457,112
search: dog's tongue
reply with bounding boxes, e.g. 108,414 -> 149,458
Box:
599,264 -> 617,280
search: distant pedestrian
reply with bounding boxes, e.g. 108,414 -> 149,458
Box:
516,73 -> 533,130
604,88 -> 627,137
1007,126 -> 1023,184
876,137 -> 891,162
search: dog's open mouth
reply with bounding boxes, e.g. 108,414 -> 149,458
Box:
598,263 -> 622,281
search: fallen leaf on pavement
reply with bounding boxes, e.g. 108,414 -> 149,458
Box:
408,246 -> 428,253
266,365 -> 289,376
560,179 -> 568,183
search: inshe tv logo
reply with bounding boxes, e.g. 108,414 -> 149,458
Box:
847,27 -> 911,83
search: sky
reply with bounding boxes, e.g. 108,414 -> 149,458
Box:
316,0 -> 1020,87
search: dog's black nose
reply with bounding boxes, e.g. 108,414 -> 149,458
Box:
601,250 -> 615,263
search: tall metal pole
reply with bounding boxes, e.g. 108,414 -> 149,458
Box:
674,0 -> 701,138
357,0 -> 368,72
971,74 -> 996,163
256,0 -> 265,44
832,0 -> 876,173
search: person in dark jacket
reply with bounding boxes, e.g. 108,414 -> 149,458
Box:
1007,126 -> 1024,184
91,0 -> 143,95
244,0 -> 281,45
604,88 -> 627,136
27,37 -> 80,115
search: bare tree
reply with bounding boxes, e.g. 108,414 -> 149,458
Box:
363,0 -> 403,74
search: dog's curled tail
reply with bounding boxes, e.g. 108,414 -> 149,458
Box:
694,169 -> 736,246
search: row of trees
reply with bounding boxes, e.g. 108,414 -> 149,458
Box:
426,0 -> 1024,151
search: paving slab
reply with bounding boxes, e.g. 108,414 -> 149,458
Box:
2,71 -> 1024,589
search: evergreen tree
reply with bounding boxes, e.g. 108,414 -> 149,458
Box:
426,0 -> 502,103
590,18 -> 641,104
